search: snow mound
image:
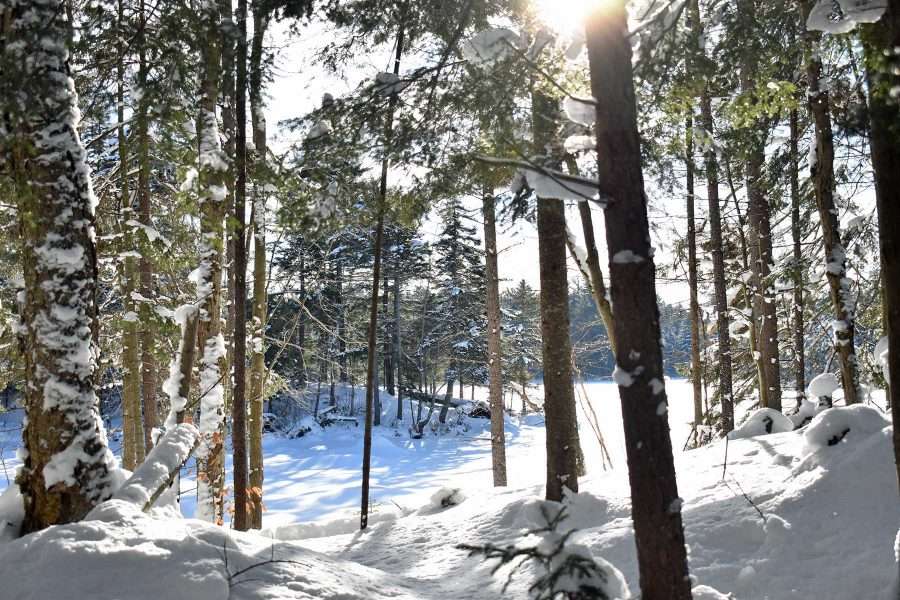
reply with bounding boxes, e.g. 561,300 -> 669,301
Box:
728,408 -> 794,440
425,487 -> 466,511
691,584 -> 732,599
0,500 -> 422,600
808,372 -> 840,398
789,397 -> 819,428
0,484 -> 23,543
803,404 -> 889,451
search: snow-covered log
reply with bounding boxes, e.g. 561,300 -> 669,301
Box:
111,424 -> 200,512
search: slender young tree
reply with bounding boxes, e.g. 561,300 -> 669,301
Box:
789,108 -> 805,402
482,184 -> 507,487
585,2 -> 692,597
1,0 -> 117,533
685,116 -> 703,428
247,0 -> 270,530
690,0 -> 733,432
531,91 -> 580,502
136,0 -> 158,447
739,0 -> 781,411
801,0 -> 860,405
232,0 -> 250,531
118,0 -> 144,470
362,23 -> 404,531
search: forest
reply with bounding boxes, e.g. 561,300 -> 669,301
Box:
0,0 -> 898,598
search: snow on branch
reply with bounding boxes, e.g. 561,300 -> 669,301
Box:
111,424 -> 200,512
806,0 -> 886,33
475,155 -> 608,206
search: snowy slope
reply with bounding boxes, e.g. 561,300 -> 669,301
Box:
0,381 -> 896,599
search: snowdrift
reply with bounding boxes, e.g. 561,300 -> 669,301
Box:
0,398 -> 896,599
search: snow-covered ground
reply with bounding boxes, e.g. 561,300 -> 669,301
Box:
0,380 -> 897,599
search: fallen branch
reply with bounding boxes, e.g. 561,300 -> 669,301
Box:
112,424 -> 201,512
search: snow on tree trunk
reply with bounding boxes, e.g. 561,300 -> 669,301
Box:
585,3 -> 692,597
802,4 -> 861,405
193,0 -> 229,525
482,185 -> 507,487
1,0 -> 116,534
531,91 -> 581,502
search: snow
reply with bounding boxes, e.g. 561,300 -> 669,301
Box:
612,366 -> 634,387
373,72 -> 409,96
806,0 -> 887,33
103,424 -> 199,512
521,168 -> 600,202
306,119 -> 333,141
461,28 -> 521,65
562,96 -> 596,126
728,408 -> 794,440
808,372 -> 841,398
803,404 -> 889,451
1,381 -> 897,599
876,336 -> 890,385
564,134 -> 595,154
611,250 -> 645,264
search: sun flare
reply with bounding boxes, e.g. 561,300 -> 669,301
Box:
530,0 -> 600,36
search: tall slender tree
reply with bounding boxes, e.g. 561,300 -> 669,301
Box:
531,91 -> 580,502
738,0 -> 782,411
690,0 -> 734,432
232,0 -> 250,531
482,184 -> 507,487
586,2 -> 692,597
801,0 -> 860,405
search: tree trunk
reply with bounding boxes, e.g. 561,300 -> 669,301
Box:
362,23 -> 404,531
532,90 -> 580,502
194,0 -> 230,526
231,0 -> 250,532
393,269 -> 402,421
218,0 -> 236,419
483,185 -> 508,487
136,0 -> 158,450
789,109 -> 806,405
802,3 -> 860,405
383,270 -> 395,396
586,4 -> 692,598
298,255 -> 307,387
863,0 -> 900,492
247,4 -> 269,530
4,0 -> 116,533
118,0 -> 144,470
739,0 -> 781,412
691,0 -> 734,432
685,116 -> 703,427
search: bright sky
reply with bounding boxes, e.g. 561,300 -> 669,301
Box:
264,16 -> 692,303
